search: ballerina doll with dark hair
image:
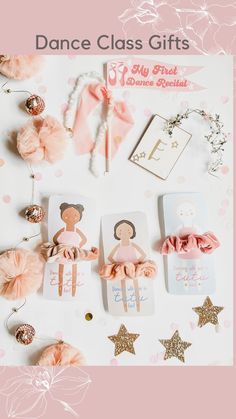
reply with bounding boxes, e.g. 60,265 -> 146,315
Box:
53,203 -> 87,297
108,219 -> 146,264
108,219 -> 146,312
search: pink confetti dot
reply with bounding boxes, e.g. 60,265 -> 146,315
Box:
200,101 -> 207,108
2,195 -> 11,203
34,172 -> 42,181
180,101 -> 189,110
226,132 -> 232,141
221,199 -> 229,207
38,85 -> 47,94
110,358 -> 118,366
177,176 -> 186,184
189,321 -> 197,330
122,91 -> 130,100
144,108 -> 152,117
170,322 -> 179,330
55,331 -> 63,340
35,76 -> 43,84
0,349 -> 5,358
55,169 -> 63,178
144,190 -> 153,198
218,208 -> 226,217
221,96 -> 229,104
0,159 -> 5,167
149,354 -> 158,364
68,77 -> 76,86
130,104 -> 136,112
221,165 -> 229,175
158,351 -> 165,361
224,320 -> 231,328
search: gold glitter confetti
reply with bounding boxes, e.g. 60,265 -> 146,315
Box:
159,330 -> 192,363
193,296 -> 224,327
108,324 -> 140,356
85,312 -> 93,321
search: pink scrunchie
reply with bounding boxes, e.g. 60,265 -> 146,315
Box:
99,260 -> 157,281
161,231 -> 220,255
41,242 -> 99,262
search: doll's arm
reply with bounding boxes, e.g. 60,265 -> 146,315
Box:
76,228 -> 87,248
108,244 -> 119,263
133,243 -> 146,262
53,228 -> 64,244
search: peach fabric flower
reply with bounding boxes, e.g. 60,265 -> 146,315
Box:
41,243 -> 99,263
135,260 -> 157,278
17,116 -> 67,164
100,260 -> 157,280
161,232 -> 220,255
0,249 -> 43,300
37,343 -> 85,366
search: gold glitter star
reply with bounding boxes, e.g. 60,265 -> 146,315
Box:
193,296 -> 224,327
171,141 -> 179,148
108,324 -> 140,356
159,330 -> 191,363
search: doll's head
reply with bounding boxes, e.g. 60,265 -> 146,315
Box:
113,220 -> 136,241
176,201 -> 196,223
60,203 -> 84,225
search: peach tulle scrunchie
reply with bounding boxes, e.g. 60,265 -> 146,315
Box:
41,242 -> 99,263
17,116 -> 67,164
37,342 -> 85,366
161,231 -> 220,255
0,249 -> 43,300
0,55 -> 43,80
99,260 -> 157,281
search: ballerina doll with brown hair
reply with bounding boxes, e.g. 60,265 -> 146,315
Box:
53,203 -> 87,297
108,219 -> 147,312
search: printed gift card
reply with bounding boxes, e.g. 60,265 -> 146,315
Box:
160,193 -> 216,295
100,211 -> 155,316
130,114 -> 192,180
43,194 -> 95,301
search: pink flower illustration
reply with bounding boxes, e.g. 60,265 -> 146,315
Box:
184,3 -> 236,54
119,0 -> 182,37
0,366 -> 91,418
119,0 -> 236,54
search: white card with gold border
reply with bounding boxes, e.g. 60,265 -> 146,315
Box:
130,114 -> 192,179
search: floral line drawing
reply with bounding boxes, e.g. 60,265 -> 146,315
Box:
119,0 -> 236,55
0,366 -> 91,418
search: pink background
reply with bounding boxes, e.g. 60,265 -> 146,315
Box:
0,1 -> 235,418
0,0 -> 235,55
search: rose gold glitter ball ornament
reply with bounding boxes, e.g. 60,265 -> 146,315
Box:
25,205 -> 45,223
15,324 -> 36,345
25,94 -> 45,116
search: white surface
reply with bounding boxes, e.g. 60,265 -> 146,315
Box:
0,55 -> 233,366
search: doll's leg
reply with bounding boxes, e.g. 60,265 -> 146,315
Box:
133,280 -> 140,312
72,264 -> 77,296
58,264 -> 64,296
121,279 -> 128,312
